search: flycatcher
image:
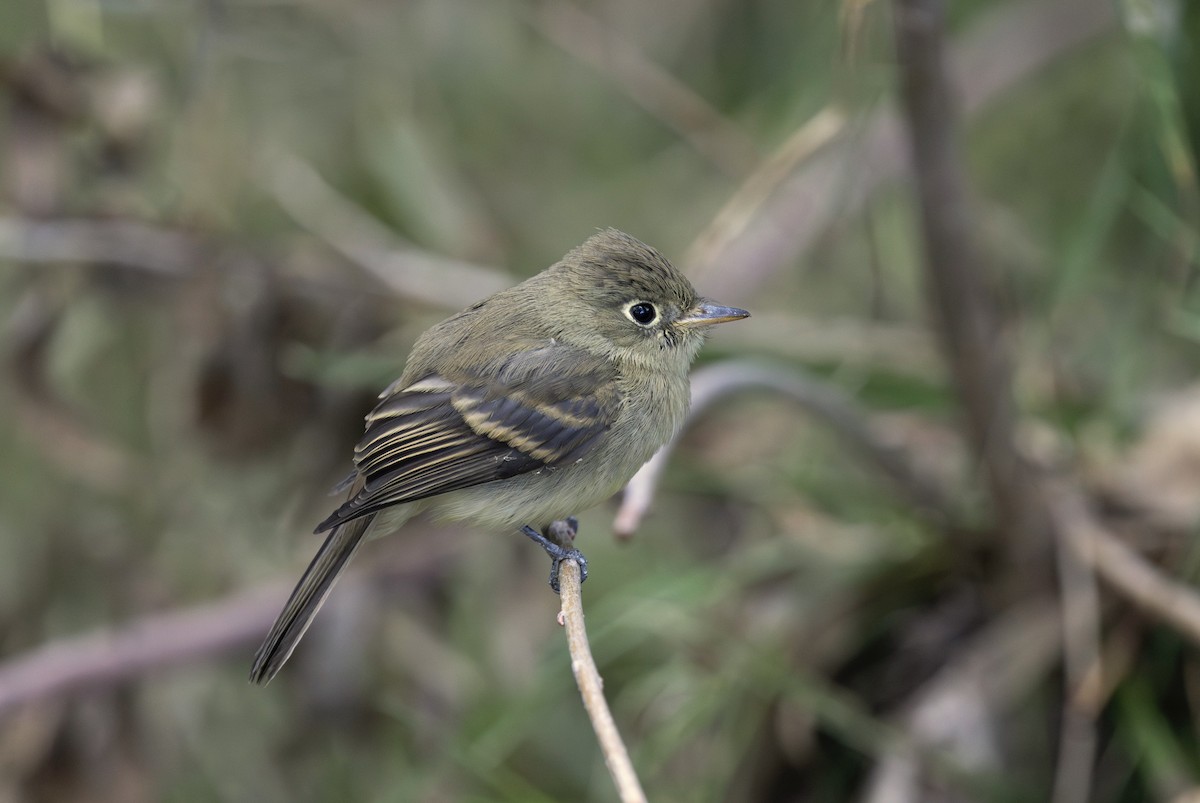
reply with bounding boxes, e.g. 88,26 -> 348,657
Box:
250,229 -> 748,684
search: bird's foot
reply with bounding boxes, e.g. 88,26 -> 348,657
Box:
520,517 -> 587,594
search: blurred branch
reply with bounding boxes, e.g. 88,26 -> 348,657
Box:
690,0 -> 1115,301
0,585 -> 288,721
556,556 -> 648,803
0,211 -> 497,316
1053,486 -> 1200,650
893,0 -> 1050,565
0,536 -> 461,720
859,483 -> 1200,802
1049,486 -> 1101,803
614,360 -> 958,539
258,150 -> 513,309
0,215 -> 200,274
532,1 -> 759,177
873,3 -> 1113,798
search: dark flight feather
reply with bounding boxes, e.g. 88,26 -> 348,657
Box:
313,343 -> 620,534
248,513 -> 375,684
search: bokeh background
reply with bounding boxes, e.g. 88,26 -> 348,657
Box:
1,0 -> 1199,801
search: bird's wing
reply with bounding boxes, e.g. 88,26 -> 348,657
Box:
314,343 -> 620,532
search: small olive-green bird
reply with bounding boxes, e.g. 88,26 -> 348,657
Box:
250,229 -> 748,684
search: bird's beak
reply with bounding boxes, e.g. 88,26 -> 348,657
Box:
677,300 -> 751,328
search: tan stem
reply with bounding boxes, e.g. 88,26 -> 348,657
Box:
557,559 -> 648,803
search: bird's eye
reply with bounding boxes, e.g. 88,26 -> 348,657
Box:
626,302 -> 657,326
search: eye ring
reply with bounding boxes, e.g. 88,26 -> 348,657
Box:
625,302 -> 658,326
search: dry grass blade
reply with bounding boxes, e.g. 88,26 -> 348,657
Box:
691,0 -> 1116,302
684,106 -> 846,275
259,150 -> 512,309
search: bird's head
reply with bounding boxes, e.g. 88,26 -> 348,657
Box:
543,229 -> 749,369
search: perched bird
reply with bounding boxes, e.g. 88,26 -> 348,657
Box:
250,229 -> 748,684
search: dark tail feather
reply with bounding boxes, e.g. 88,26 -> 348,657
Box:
249,513 -> 376,685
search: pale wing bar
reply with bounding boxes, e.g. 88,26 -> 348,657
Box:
314,366 -> 613,533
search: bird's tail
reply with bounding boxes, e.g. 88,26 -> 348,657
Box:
249,513 -> 376,685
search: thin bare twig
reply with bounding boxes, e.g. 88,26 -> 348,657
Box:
557,558 -> 648,803
614,360 -> 957,539
533,1 -> 758,177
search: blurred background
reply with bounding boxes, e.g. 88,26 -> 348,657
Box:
1,0 -> 1199,800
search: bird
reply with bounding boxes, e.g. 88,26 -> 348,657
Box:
249,228 -> 749,684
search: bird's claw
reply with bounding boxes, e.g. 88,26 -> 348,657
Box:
548,548 -> 588,594
520,520 -> 588,595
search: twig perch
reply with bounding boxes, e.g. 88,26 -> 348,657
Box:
557,558 -> 648,803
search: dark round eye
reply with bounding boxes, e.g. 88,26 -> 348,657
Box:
627,302 -> 657,325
